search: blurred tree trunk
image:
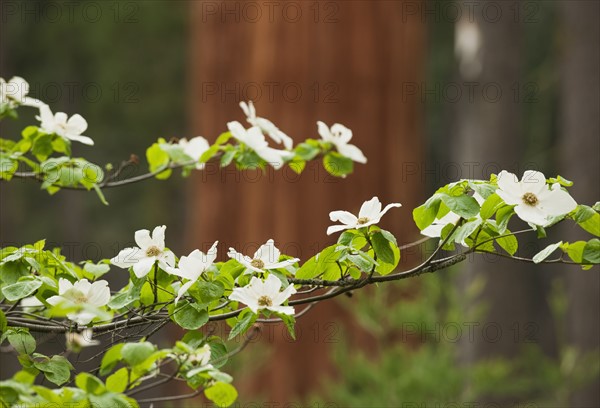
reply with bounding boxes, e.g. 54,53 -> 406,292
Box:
187,1 -> 425,402
453,0 -> 558,403
560,2 -> 600,406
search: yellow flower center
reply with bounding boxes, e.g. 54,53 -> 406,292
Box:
146,246 -> 161,257
74,295 -> 87,304
522,192 -> 539,206
257,295 -> 273,307
357,217 -> 370,225
251,259 -> 265,269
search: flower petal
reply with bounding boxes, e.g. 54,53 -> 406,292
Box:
514,204 -> 549,226
337,143 -> 367,164
255,239 -> 281,264
151,225 -> 167,249
520,170 -> 547,195
358,197 -> 382,219
134,229 -> 153,250
539,185 -> 577,216
317,121 -> 332,142
66,114 -> 88,135
268,305 -> 295,315
326,224 -> 352,235
329,210 -> 358,225
86,281 -> 110,307
111,247 -> 143,269
132,257 -> 156,278
496,170 -> 522,199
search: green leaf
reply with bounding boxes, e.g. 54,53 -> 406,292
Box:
146,142 -> 171,179
220,148 -> 237,167
191,281 -> 225,306
583,239 -> 600,264
413,195 -> 442,230
440,194 -> 480,219
278,313 -> 296,340
215,131 -> 232,145
294,142 -> 320,161
208,337 -> 229,369
346,252 -> 374,272
172,301 -> 209,330
374,244 -> 400,276
32,355 -> 72,386
31,133 -> 54,161
480,193 -> 504,220
323,152 -> 353,177
75,372 -> 106,395
496,233 -> 518,256
106,367 -> 129,393
228,310 -> 257,340
2,277 -> 42,301
121,342 -> 155,367
204,382 -> 238,407
576,209 -> 600,237
371,232 -> 396,264
563,241 -> 586,263
7,328 -> 36,354
100,344 -> 124,376
533,242 -> 563,264
495,205 -> 515,234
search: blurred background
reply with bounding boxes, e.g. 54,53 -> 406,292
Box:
1,1 -> 598,407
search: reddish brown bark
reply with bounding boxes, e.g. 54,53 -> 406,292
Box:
187,1 -> 425,402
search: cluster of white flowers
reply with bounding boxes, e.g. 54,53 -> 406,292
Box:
1,76 -> 94,146
0,76 -> 44,108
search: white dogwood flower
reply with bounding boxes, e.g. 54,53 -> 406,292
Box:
66,329 -> 100,351
227,121 -> 294,170
327,196 -> 402,235
240,101 -> 294,149
178,136 -> 210,169
0,76 -> 44,108
20,296 -> 44,312
227,239 -> 299,274
36,104 -> 94,145
317,121 -> 367,164
229,274 -> 297,315
111,225 -> 175,278
46,279 -> 110,325
496,170 -> 577,226
167,241 -> 219,304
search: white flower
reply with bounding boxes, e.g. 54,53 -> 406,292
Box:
111,225 -> 176,278
167,241 -> 219,304
227,239 -> 299,274
46,278 -> 110,325
229,274 -> 297,315
327,196 -> 402,235
227,121 -> 294,170
66,329 -> 100,351
421,192 -> 485,238
20,296 -> 44,312
178,136 -> 210,169
36,104 -> 94,146
496,170 -> 577,226
189,344 -> 212,366
0,76 -> 44,108
239,101 -> 294,149
317,121 -> 367,164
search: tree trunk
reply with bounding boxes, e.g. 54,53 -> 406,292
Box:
560,2 -> 600,406
453,0 -> 558,403
187,1 -> 425,401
